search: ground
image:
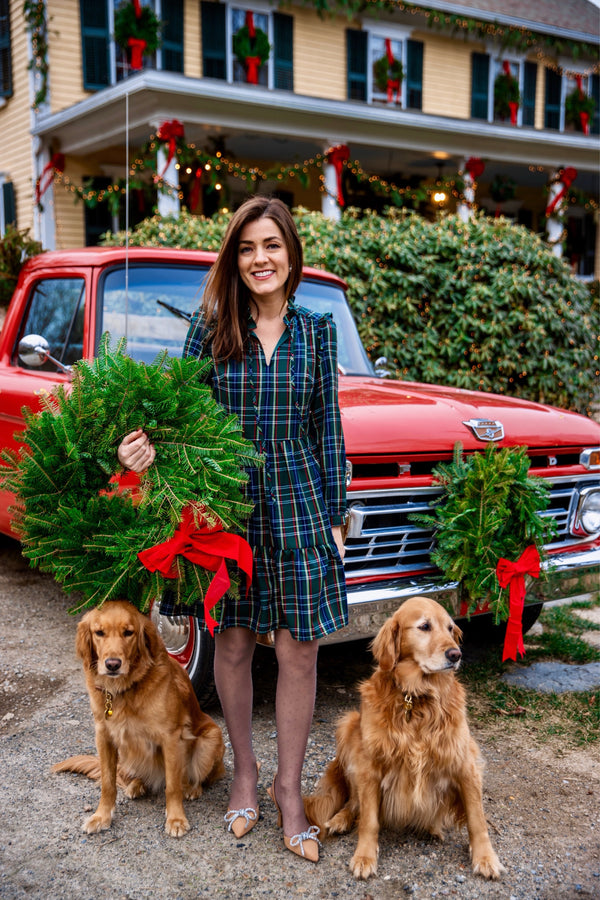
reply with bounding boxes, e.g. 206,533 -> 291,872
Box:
0,535 -> 598,900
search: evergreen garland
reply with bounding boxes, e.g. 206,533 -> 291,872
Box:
0,336 -> 260,614
411,443 -> 553,621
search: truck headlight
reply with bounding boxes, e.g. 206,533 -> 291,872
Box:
573,487 -> 600,536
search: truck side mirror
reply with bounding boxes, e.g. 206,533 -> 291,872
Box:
374,356 -> 391,378
18,334 -> 72,374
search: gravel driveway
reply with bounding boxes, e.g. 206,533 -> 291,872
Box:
0,535 -> 598,900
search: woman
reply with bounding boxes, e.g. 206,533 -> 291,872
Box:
118,197 -> 347,863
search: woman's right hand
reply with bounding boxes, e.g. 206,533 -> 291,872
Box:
117,428 -> 156,473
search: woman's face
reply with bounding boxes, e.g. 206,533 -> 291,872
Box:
237,216 -> 290,307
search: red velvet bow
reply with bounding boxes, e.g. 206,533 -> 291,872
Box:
245,10 -> 256,38
545,167 -> 578,217
245,56 -> 261,84
137,506 -> 253,636
465,157 -> 484,180
157,119 -> 185,176
326,144 -> 350,207
384,40 -> 401,103
133,0 -> 142,17
496,545 -> 541,662
502,60 -> 512,77
35,153 -> 65,206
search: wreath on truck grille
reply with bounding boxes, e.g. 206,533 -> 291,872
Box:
0,336 -> 260,624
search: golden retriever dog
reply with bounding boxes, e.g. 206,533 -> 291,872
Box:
304,596 -> 505,880
53,600 -> 225,837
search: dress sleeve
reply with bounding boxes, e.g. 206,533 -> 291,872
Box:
310,315 -> 347,528
183,309 -> 207,360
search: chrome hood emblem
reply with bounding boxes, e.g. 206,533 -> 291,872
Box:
462,418 -> 505,442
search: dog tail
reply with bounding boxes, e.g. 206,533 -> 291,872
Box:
52,755 -> 130,789
303,756 -> 349,835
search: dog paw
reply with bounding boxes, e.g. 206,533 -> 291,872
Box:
124,779 -> 147,799
326,809 -> 354,834
165,815 -> 191,838
185,786 -> 203,800
349,853 -> 378,880
83,813 -> 112,833
473,852 -> 506,880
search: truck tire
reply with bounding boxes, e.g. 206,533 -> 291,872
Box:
149,603 -> 218,708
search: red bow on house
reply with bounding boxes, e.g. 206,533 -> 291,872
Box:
384,39 -> 401,103
496,544 -> 541,662
465,157 -> 485,180
35,153 -> 65,206
326,144 -> 350,207
156,119 -> 185,176
245,10 -> 256,38
502,60 -> 512,77
545,167 -> 578,218
138,506 -> 253,636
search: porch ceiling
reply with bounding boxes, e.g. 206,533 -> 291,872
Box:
34,71 -> 599,193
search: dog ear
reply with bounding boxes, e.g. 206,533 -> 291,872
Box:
138,613 -> 164,663
75,614 -> 95,669
453,621 -> 463,645
371,616 -> 402,671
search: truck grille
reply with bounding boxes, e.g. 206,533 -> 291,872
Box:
343,476 -> 597,579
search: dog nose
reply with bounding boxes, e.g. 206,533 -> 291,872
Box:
445,647 -> 462,664
105,658 -> 122,673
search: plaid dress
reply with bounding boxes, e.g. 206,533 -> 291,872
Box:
183,300 -> 348,641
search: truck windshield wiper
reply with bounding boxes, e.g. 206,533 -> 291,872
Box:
156,299 -> 192,322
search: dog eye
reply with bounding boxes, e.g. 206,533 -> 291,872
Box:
94,630 -> 105,637
418,622 -> 431,631
123,629 -> 134,637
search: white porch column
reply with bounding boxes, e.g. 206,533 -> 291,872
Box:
545,167 -> 577,259
33,143 -> 56,250
156,145 -> 180,218
457,171 -> 474,223
321,143 -> 349,222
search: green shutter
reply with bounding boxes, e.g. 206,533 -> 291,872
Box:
347,29 -> 367,101
162,0 -> 184,73
80,0 -> 109,90
522,61 -> 537,127
471,52 -> 489,119
590,74 -> 599,136
406,39 -> 423,110
0,0 -> 12,98
2,181 -> 15,228
201,2 -> 226,80
273,12 -> 293,91
544,69 -> 561,130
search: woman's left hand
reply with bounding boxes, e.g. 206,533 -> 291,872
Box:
331,526 -> 345,560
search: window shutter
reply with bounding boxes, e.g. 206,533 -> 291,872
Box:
80,0 -> 109,90
0,0 -> 12,98
346,29 -> 367,101
162,0 -> 184,73
273,12 -> 293,91
544,69 -> 562,129
470,52 -> 489,119
590,73 -> 599,136
2,181 -> 15,228
406,39 -> 423,110
522,61 -> 537,127
201,2 -> 226,80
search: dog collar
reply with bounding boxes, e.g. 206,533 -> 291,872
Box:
403,693 -> 414,722
95,686 -> 114,719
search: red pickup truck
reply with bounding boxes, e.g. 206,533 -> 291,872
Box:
1,247 -> 599,700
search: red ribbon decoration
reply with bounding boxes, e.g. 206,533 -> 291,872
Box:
465,157 -> 484,180
545,167 -> 578,217
508,100 -> 518,126
156,119 -> 185,176
326,144 -> 350,207
133,0 -> 142,17
128,37 -> 146,70
35,153 -> 65,206
137,506 -> 254,636
189,167 -> 203,212
580,111 -> 590,135
496,545 -> 541,662
245,10 -> 256,38
384,39 -> 401,103
502,60 -> 512,77
245,56 -> 261,84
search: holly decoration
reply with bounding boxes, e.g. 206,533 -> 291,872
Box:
0,336 -> 260,615
410,443 -> 553,622
233,13 -> 270,84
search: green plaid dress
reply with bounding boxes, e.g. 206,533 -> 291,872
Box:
183,300 -> 348,641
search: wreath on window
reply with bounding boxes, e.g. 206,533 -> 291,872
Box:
233,13 -> 271,84
114,2 -> 161,53
0,336 -> 260,618
493,69 -> 521,120
565,88 -> 595,131
373,55 -> 404,95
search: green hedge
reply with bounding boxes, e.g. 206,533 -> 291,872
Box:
102,208 -> 598,415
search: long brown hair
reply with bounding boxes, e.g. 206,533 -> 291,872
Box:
202,196 -> 303,361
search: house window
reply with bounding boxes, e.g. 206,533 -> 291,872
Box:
80,0 -> 183,91
471,53 -> 534,127
544,69 -> 562,130
0,0 -> 13,98
346,28 -> 423,110
0,177 -> 16,236
201,3 -> 294,91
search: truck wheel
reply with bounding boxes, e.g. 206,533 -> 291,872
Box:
459,602 -> 544,650
149,603 -> 218,708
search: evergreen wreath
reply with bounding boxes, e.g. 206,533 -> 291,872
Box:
493,71 -> 521,119
232,25 -> 271,68
373,54 -> 404,94
411,443 -> 553,621
0,336 -> 260,615
114,1 -> 162,54
565,87 -> 596,130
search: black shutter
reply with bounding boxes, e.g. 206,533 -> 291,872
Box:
544,69 -> 562,130
80,0 -> 110,90
522,61 -> 537,127
162,0 -> 184,73
347,29 -> 367,101
406,39 -> 423,110
0,0 -> 12,97
201,2 -> 226,80
2,181 -> 15,228
471,52 -> 489,119
273,12 -> 293,92
590,74 -> 599,136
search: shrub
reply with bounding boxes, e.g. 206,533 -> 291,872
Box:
0,225 -> 43,309
102,208 -> 597,414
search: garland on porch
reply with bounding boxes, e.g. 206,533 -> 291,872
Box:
23,0 -> 50,110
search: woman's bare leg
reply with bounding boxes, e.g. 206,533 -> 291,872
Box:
273,628 -> 319,836
214,627 -> 259,810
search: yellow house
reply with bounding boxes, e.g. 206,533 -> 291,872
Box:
0,0 -> 598,274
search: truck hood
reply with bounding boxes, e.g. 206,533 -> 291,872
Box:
338,376 -> 600,454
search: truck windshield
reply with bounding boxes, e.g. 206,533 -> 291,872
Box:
100,264 -> 374,376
